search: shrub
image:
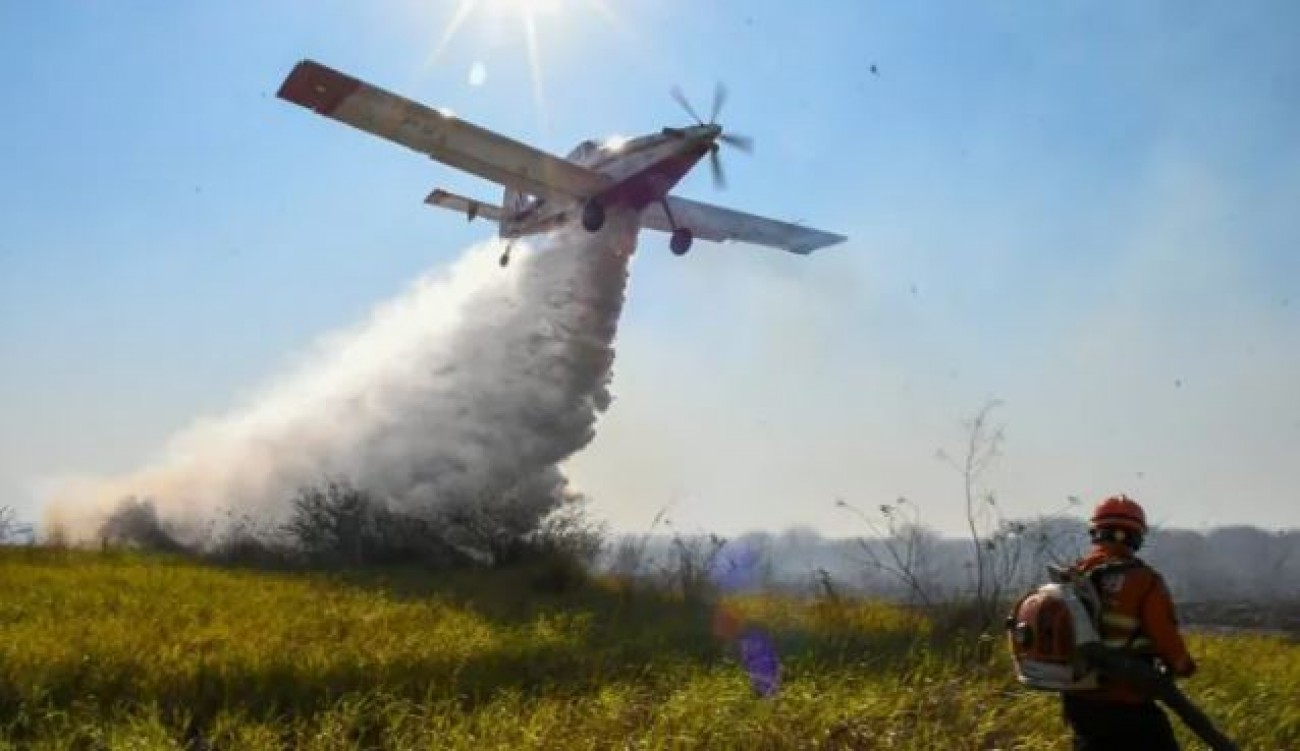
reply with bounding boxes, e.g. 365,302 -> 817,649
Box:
98,497 -> 187,553
281,480 -> 465,567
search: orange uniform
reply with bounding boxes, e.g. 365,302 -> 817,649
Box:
1072,541 -> 1197,703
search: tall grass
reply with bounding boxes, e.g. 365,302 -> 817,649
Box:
1,548 -> 1295,750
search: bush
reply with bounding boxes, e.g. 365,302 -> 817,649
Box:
98,498 -> 187,553
88,478 -> 610,581
518,495 -> 607,593
281,480 -> 466,567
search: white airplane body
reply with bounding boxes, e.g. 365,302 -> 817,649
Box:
277,60 -> 845,264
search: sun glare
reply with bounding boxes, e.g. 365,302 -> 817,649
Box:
423,0 -> 633,127
515,0 -> 562,15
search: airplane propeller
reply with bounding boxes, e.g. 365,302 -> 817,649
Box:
709,145 -> 727,190
670,86 -> 705,127
719,132 -> 754,153
709,83 -> 727,124
670,83 -> 753,190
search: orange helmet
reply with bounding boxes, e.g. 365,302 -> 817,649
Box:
1090,494 -> 1147,535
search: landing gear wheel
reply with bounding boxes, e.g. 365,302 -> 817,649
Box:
582,200 -> 606,232
670,228 -> 693,256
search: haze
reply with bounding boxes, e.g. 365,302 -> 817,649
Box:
1,2 -> 1297,536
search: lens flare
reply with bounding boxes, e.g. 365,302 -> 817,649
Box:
420,0 -> 640,128
739,629 -> 781,698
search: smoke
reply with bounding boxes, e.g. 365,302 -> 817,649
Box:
46,209 -> 638,544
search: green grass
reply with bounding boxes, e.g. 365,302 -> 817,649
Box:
1,548 -> 1295,750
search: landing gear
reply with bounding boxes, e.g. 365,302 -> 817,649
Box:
582,200 -> 606,232
661,199 -> 692,256
670,228 -> 693,255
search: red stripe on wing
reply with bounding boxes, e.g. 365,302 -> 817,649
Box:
276,60 -> 362,116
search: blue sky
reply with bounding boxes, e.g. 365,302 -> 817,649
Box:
2,1 -> 1298,535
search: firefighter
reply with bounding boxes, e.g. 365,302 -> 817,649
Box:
1063,494 -> 1197,751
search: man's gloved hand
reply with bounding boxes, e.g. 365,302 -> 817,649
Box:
1157,657 -> 1198,679
1172,656 -> 1198,678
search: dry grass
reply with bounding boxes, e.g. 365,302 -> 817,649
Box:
0,547 -> 1294,750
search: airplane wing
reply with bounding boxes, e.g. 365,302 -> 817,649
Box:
425,189 -> 504,222
277,60 -> 611,202
640,196 -> 846,255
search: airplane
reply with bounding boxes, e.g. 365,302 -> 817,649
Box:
276,60 -> 846,267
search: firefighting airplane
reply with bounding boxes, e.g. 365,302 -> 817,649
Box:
277,60 -> 846,266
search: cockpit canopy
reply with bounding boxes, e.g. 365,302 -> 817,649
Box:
566,140 -> 601,165
566,135 -> 653,169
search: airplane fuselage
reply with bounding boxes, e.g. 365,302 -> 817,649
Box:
585,126 -> 719,207
500,125 -> 718,239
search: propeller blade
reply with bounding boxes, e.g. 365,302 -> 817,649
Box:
710,83 -> 728,124
670,86 -> 704,125
710,148 -> 727,190
719,132 -> 754,154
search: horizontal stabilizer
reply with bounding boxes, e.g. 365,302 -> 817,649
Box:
425,189 -> 503,223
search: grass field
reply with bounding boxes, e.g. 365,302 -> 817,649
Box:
1,548 -> 1296,750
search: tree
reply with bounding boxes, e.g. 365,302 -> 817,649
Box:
837,496 -> 941,606
936,400 -> 1005,615
98,498 -> 186,552
934,402 -> 1084,629
282,479 -> 376,565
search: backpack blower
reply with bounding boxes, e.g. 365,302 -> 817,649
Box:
1006,566 -> 1240,751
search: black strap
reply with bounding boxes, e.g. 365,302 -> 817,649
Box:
1083,557 -> 1145,584
1085,557 -> 1155,650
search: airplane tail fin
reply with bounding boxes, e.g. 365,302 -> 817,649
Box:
424,189 -> 504,224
